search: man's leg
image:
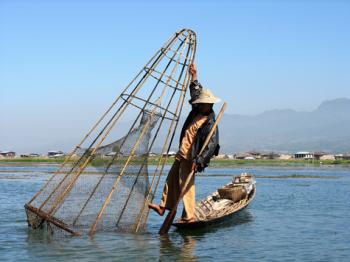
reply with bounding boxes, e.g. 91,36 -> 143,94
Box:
160,159 -> 180,209
149,160 -> 180,216
179,159 -> 196,221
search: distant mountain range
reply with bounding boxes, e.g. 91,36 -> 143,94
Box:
106,98 -> 350,154
10,98 -> 349,154
216,98 -> 350,153
156,98 -> 350,154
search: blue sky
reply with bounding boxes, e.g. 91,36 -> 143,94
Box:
1,0 -> 349,152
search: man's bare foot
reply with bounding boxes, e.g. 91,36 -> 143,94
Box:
180,217 -> 196,223
148,203 -> 165,216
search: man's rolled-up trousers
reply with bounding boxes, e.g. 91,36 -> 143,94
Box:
159,158 -> 195,220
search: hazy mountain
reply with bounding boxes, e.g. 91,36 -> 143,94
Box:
217,98 -> 350,153
111,97 -> 350,154
13,98 -> 349,154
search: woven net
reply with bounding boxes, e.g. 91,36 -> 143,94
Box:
25,29 -> 196,236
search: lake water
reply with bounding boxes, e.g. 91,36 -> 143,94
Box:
0,165 -> 349,261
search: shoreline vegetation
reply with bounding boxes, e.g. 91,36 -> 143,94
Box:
0,156 -> 349,167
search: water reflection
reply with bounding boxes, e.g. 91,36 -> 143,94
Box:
159,234 -> 197,261
158,210 -> 254,261
175,209 -> 254,236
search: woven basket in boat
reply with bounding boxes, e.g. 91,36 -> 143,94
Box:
218,184 -> 247,202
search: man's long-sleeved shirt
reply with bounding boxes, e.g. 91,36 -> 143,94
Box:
176,114 -> 208,160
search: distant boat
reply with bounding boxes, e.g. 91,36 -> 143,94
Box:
173,173 -> 256,229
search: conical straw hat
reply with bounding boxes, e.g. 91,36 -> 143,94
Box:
192,89 -> 221,104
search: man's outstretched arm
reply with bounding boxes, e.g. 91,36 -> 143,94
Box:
188,64 -> 202,104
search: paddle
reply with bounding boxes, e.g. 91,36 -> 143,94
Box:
159,102 -> 227,235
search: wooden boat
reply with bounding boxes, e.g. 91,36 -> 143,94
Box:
173,173 -> 256,229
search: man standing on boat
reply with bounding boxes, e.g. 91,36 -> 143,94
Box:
148,64 -> 220,223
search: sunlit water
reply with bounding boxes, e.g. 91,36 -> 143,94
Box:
0,164 -> 349,261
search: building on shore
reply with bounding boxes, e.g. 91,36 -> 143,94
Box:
224,154 -> 234,159
20,153 -> 40,158
334,154 -> 350,160
215,154 -> 234,159
260,152 -> 280,159
0,151 -> 16,158
47,150 -> 64,158
313,152 -> 327,160
279,154 -> 293,160
294,151 -> 314,159
215,154 -> 226,159
162,151 -> 177,157
235,151 -> 281,160
294,151 -> 329,160
234,153 -> 251,160
320,154 -> 336,161
246,151 -> 262,159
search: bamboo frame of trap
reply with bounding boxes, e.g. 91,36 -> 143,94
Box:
24,29 -> 197,236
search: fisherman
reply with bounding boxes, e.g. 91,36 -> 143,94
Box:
148,64 -> 220,223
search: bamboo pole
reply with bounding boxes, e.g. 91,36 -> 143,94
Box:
25,29 -> 196,237
71,33 -> 189,226
135,32 -> 197,231
45,48 -> 172,216
123,34 -> 195,228
36,30 -> 189,214
27,32 -> 177,208
36,47 -> 167,212
115,38 -> 193,227
94,31 -> 188,176
41,29 -> 188,217
134,33 -> 196,231
88,34 -> 191,236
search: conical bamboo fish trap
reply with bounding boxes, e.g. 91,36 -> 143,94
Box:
24,29 -> 196,236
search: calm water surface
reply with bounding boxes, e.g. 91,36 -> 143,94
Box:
0,165 -> 349,261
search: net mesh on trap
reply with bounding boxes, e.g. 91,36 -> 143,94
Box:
25,29 -> 196,236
